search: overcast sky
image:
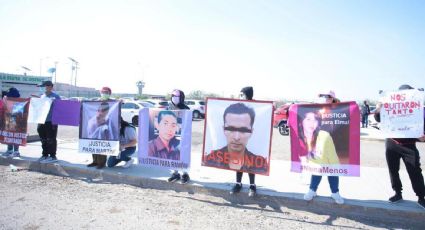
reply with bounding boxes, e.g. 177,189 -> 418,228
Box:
1,0 -> 424,101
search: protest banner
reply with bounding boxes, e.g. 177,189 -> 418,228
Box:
78,100 -> 120,156
289,102 -> 360,176
378,89 -> 424,138
0,97 -> 30,146
27,97 -> 53,123
52,100 -> 81,126
202,98 -> 273,176
138,108 -> 192,170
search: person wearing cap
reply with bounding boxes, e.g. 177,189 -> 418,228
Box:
1,87 -> 22,158
374,84 -> 425,209
303,90 -> 344,204
87,87 -> 113,169
166,89 -> 191,184
36,80 -> 61,163
229,86 -> 259,197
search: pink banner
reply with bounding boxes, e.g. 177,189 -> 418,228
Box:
289,102 -> 360,176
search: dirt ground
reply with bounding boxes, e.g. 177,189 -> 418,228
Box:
0,166 -> 420,230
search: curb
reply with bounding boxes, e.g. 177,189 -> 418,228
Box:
1,157 -> 424,225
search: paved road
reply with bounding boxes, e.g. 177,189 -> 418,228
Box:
0,165 -> 419,230
29,120 -> 425,168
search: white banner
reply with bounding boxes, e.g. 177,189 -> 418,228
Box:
379,89 -> 424,138
27,97 -> 53,123
78,139 -> 120,156
138,108 -> 193,170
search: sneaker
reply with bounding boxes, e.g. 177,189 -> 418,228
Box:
2,150 -> 13,157
41,156 -> 58,163
389,193 -> 403,203
418,198 -> 425,210
10,151 -> 20,158
181,173 -> 190,184
304,189 -> 317,201
87,162 -> 97,167
331,192 -> 344,204
38,156 -> 48,162
248,185 -> 257,197
122,158 -> 134,168
168,172 -> 181,182
230,183 -> 242,195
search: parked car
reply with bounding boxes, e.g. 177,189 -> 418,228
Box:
273,103 -> 293,136
368,108 -> 380,129
142,100 -> 170,109
121,101 -> 154,126
184,100 -> 205,119
69,97 -> 88,101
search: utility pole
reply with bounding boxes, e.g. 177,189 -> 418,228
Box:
68,57 -> 79,86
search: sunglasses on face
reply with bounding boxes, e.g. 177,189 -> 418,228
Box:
224,126 -> 252,133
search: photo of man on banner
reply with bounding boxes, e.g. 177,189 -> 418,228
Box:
138,108 -> 192,170
202,99 -> 273,175
289,102 -> 360,176
80,101 -> 119,141
148,110 -> 182,160
79,100 -> 120,156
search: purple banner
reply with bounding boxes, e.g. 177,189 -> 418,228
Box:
52,100 -> 81,126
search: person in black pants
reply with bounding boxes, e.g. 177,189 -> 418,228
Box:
375,84 -> 425,209
35,81 -> 61,163
361,100 -> 370,128
230,86 -> 257,197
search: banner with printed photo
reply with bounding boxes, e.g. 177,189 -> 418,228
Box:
27,97 -> 53,123
289,102 -> 360,176
78,100 -> 120,156
0,98 -> 30,146
138,108 -> 192,170
379,89 -> 424,138
202,98 -> 273,176
52,100 -> 81,126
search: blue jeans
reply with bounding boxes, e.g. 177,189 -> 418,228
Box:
107,147 -> 136,167
7,144 -> 19,151
310,175 -> 339,193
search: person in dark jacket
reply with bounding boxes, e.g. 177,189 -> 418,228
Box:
361,100 -> 371,128
2,87 -> 21,158
375,84 -> 425,209
229,86 -> 259,197
167,89 -> 191,184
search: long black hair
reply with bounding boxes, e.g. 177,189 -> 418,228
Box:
120,116 -> 134,137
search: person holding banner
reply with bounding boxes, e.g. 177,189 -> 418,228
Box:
303,90 -> 344,204
228,86 -> 259,197
166,89 -> 191,184
374,84 -> 425,209
107,117 -> 137,168
205,102 -> 268,174
87,86 -> 113,169
2,87 -> 21,158
35,80 -> 61,163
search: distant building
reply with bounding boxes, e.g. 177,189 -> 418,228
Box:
0,72 -> 98,98
0,72 -> 51,97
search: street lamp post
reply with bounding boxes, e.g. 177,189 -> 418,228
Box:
68,57 -> 79,86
